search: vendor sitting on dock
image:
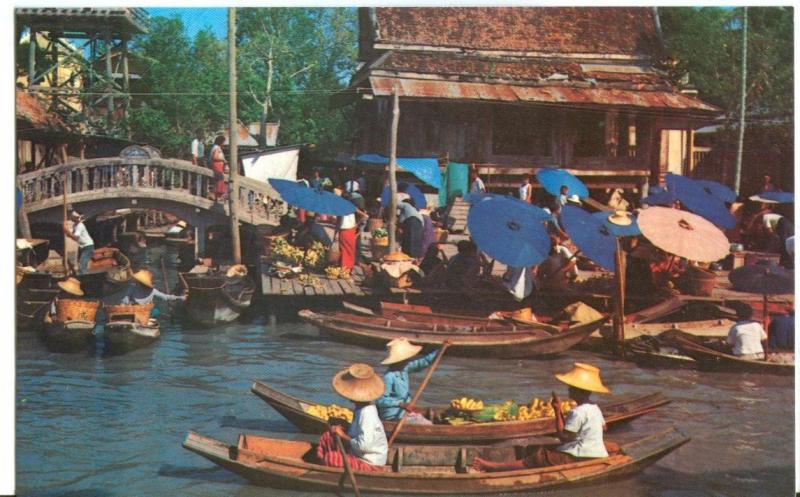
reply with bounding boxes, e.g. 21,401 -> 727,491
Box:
473,363 -> 610,472
122,270 -> 186,318
376,338 -> 449,424
727,305 -> 767,360
49,277 -> 85,316
318,363 -> 387,471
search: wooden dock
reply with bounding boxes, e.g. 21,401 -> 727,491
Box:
260,256 -> 366,297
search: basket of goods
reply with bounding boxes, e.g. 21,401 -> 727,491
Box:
379,252 -> 419,288
263,231 -> 289,258
449,397 -> 485,415
56,299 -> 100,322
304,403 -> 354,423
371,228 -> 390,261
105,303 -> 154,325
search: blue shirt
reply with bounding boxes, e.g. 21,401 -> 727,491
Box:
375,350 -> 438,420
768,314 -> 794,351
122,284 -> 183,305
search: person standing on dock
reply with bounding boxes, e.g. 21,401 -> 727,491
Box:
519,175 -> 533,203
397,198 -> 424,259
727,305 -> 767,360
63,210 -> 94,275
121,270 -> 186,319
469,169 -> 486,194
376,338 -> 449,425
209,135 -> 228,203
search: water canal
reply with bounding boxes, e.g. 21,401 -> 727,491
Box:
16,248 -> 794,497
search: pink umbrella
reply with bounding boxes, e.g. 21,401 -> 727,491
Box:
637,207 -> 730,263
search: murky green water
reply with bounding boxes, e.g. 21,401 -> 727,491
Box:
16,248 -> 794,496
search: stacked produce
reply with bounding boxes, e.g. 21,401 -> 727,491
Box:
325,266 -> 351,280
448,396 -> 579,423
450,397 -> 484,411
271,238 -> 305,266
304,404 -> 354,422
303,242 -> 327,271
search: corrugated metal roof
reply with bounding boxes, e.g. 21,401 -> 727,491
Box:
369,76 -> 720,113
16,90 -> 68,131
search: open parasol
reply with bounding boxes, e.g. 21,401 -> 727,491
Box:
467,196 -> 550,267
269,178 -> 356,216
642,186 -> 677,206
535,168 -> 589,199
749,191 -> 794,204
665,173 -> 736,229
696,179 -> 737,204
591,211 -> 641,237
381,182 -> 426,209
560,205 -> 616,271
637,206 -> 730,263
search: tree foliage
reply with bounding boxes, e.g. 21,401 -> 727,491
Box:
659,7 -> 793,116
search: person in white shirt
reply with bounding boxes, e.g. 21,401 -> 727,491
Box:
503,265 -> 534,302
345,172 -> 361,194
473,362 -> 610,471
63,211 -> 95,275
190,131 -> 205,166
518,175 -> 532,203
318,363 -> 388,470
727,306 -> 768,359
537,236 -> 578,292
469,170 -> 486,194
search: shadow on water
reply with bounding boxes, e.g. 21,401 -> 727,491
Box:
219,416 -> 300,433
278,332 -> 323,342
158,464 -> 245,485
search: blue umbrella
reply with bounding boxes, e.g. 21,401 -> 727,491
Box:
535,168 -> 590,199
560,205 -> 617,271
665,173 -> 736,229
465,192 -> 502,204
381,182 -> 427,209
696,180 -> 737,204
591,211 -> 641,237
756,191 -> 794,204
467,196 -> 550,267
356,154 -> 442,189
466,193 -> 551,220
269,178 -> 355,216
642,189 -> 677,206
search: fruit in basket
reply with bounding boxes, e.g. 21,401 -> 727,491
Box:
450,397 -> 484,411
304,404 -> 353,422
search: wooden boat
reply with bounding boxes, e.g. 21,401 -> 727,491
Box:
624,333 -> 697,369
17,288 -> 59,330
43,313 -> 97,351
79,247 -> 132,297
669,332 -> 794,375
104,303 -> 160,351
183,427 -> 690,494
251,381 -> 670,445
298,310 -> 608,359
180,268 -> 255,326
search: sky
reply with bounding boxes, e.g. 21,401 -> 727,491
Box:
147,8 -> 228,39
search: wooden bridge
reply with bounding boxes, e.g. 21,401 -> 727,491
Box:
18,157 -> 285,230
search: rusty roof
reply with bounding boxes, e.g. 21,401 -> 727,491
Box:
16,90 -> 68,131
368,76 -> 720,114
370,7 -> 661,56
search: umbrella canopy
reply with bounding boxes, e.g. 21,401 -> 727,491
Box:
591,211 -> 642,237
561,205 -> 617,271
381,182 -> 427,209
695,180 -> 737,204
750,191 -> 794,204
356,154 -> 442,189
535,168 -> 589,199
465,192 -> 501,204
467,196 -> 550,267
729,263 -> 794,295
269,179 -> 356,216
637,206 -> 730,263
642,186 -> 677,207
665,173 -> 736,229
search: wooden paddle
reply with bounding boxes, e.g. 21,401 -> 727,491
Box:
387,342 -> 450,447
334,432 -> 362,497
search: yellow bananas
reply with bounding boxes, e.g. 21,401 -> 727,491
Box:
450,397 -> 485,410
304,404 -> 354,422
515,398 -> 578,421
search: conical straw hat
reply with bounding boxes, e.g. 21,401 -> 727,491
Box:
332,363 -> 385,402
607,211 -> 633,226
555,362 -> 610,394
381,337 -> 424,365
132,270 -> 154,288
57,277 -> 84,296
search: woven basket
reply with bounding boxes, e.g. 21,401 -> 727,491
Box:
56,299 -> 100,322
105,303 -> 154,325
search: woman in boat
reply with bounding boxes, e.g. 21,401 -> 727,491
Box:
121,269 -> 186,318
318,363 -> 388,471
375,338 -> 449,425
473,363 -> 611,472
726,305 -> 767,360
49,277 -> 85,316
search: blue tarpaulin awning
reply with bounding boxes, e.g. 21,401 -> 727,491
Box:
356,154 -> 442,189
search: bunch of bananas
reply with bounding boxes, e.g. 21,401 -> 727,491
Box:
304,404 -> 354,422
298,273 -> 322,288
450,397 -> 484,411
325,266 -> 352,280
515,398 -> 578,421
272,239 -> 305,265
303,242 -> 327,271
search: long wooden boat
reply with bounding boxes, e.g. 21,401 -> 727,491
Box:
183,427 -> 689,494
298,310 -> 607,359
669,332 -> 794,375
78,247 -> 132,297
180,270 -> 255,327
16,288 -> 59,330
104,319 -> 160,352
42,314 -> 96,351
251,381 -> 670,445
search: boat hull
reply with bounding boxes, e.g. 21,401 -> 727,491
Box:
42,319 -> 96,351
104,321 -> 160,352
181,273 -> 255,327
672,335 -> 794,375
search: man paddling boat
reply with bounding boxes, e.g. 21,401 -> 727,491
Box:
121,270 -> 185,319
473,363 -> 611,471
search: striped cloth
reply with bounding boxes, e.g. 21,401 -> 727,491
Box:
316,431 -> 384,472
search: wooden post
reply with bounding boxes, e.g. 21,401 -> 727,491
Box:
62,171 -> 69,274
612,238 -> 626,357
122,36 -> 131,137
28,28 -> 36,88
734,7 -> 748,194
105,30 -> 114,125
228,7 -> 242,264
387,90 -> 400,252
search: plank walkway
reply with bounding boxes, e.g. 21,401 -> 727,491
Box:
260,256 -> 366,297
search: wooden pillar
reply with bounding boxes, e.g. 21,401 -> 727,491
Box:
686,127 -> 695,174
605,110 -> 619,158
105,31 -> 114,125
612,238 -> 626,356
122,36 -> 131,136
388,90 -> 400,252
28,28 -> 37,88
228,7 -> 241,264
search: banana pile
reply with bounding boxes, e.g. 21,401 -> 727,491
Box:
515,398 -> 578,421
325,266 -> 351,280
298,273 -> 322,288
450,397 -> 484,411
304,404 -> 354,422
303,242 -> 327,271
271,239 -> 305,265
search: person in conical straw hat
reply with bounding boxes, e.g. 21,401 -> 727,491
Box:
375,338 -> 451,425
317,363 -> 387,471
121,269 -> 186,319
474,362 -> 612,472
49,277 -> 85,318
